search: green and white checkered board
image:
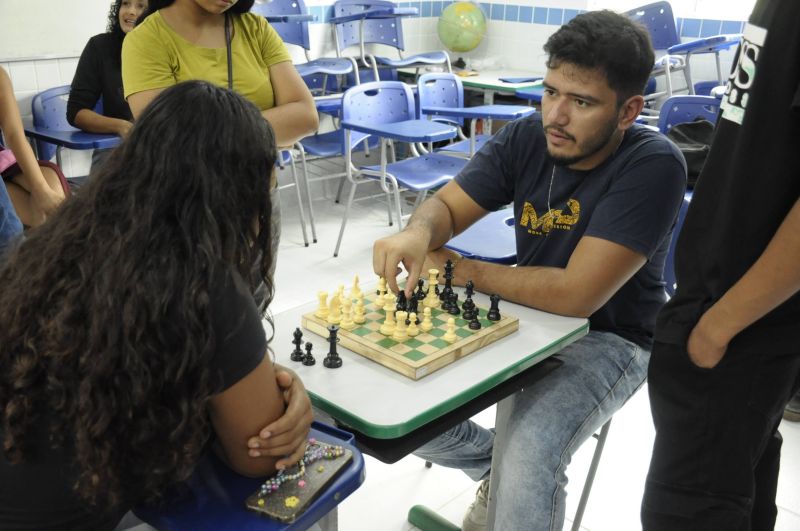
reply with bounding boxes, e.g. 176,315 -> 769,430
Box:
302,290 -> 518,380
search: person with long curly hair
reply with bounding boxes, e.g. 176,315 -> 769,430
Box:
67,0 -> 149,172
0,81 -> 312,530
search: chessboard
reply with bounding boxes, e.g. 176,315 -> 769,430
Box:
301,286 -> 519,380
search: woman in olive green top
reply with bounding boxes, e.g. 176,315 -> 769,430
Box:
122,0 -> 318,148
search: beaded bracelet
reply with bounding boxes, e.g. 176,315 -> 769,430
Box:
256,438 -> 345,498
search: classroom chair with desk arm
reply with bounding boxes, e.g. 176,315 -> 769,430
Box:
133,421 -> 365,531
333,81 -> 466,257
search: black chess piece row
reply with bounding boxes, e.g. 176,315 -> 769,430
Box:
290,327 -> 341,368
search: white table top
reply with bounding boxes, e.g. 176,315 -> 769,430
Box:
273,289 -> 588,439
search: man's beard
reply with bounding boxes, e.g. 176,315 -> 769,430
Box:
545,117 -> 619,167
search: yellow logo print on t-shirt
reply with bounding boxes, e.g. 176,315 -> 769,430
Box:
519,199 -> 580,235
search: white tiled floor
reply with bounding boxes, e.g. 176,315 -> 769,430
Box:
270,186 -> 800,531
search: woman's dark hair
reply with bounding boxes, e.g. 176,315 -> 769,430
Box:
544,10 -> 655,105
0,80 -> 277,508
140,0 -> 255,21
107,0 -> 124,36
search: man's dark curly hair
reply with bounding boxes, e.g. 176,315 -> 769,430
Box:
544,10 -> 655,105
140,0 -> 255,21
106,0 -> 124,36
0,80 -> 277,509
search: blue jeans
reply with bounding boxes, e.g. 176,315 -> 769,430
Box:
0,181 -> 22,260
413,330 -> 650,531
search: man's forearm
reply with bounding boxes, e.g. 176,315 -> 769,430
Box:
702,198 -> 800,343
405,195 -> 457,251
453,258 -> 592,317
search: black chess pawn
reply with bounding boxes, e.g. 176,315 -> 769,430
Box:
462,303 -> 476,321
291,327 -> 304,362
302,342 -> 316,366
487,294 -> 502,321
408,291 -> 419,317
396,291 -> 408,313
468,313 -> 482,330
415,278 -> 426,301
324,325 -> 343,368
447,292 -> 460,316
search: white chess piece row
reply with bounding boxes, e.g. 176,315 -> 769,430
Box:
314,275 -> 367,330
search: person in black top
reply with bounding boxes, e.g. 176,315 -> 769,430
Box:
67,0 -> 148,171
642,0 -> 800,529
0,81 -> 313,530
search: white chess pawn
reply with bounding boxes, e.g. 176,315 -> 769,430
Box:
407,312 -> 419,337
392,311 -> 409,342
340,298 -> 356,331
423,268 -> 441,309
351,274 -> 362,299
443,317 -> 457,344
315,291 -> 329,319
327,295 -> 342,324
383,293 -> 396,310
420,307 -> 433,332
375,277 -> 387,308
380,308 -> 396,336
354,298 -> 366,324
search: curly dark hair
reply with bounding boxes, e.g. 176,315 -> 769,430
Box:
544,10 -> 655,105
0,80 -> 277,509
140,0 -> 255,21
106,0 -> 124,36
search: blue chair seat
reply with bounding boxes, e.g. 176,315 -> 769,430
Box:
445,207 -> 516,264
437,134 -> 491,155
300,129 -> 380,158
296,58 -> 355,77
375,51 -> 451,68
362,152 -> 466,191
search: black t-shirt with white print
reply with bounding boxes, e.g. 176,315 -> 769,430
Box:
656,0 -> 800,350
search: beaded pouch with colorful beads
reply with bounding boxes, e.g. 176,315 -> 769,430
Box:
245,440 -> 353,523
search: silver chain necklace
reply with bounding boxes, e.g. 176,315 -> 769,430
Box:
546,164 -> 556,215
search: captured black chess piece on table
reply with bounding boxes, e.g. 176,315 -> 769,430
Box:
487,294 -> 501,321
324,325 -> 342,368
291,327 -> 304,362
302,341 -> 315,366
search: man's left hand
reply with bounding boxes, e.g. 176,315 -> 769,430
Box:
686,310 -> 730,369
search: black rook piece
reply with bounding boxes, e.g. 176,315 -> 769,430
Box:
302,342 -> 316,366
487,294 -> 501,321
291,327 -> 304,362
324,325 -> 342,368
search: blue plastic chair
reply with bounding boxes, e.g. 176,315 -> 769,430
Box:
664,196 -> 691,297
134,422 -> 365,531
626,2 -> 741,99
657,95 -> 720,134
332,0 -> 451,78
334,81 -> 465,256
417,73 -> 488,156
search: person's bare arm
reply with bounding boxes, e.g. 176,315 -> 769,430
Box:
426,234 -> 647,317
0,68 -> 62,212
127,88 -> 163,120
373,180 -> 488,296
208,356 -> 286,477
262,61 -> 318,148
688,197 -> 800,368
74,109 -> 133,137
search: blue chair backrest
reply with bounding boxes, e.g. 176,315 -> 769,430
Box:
32,85 -> 78,161
657,95 -> 720,133
342,80 -> 415,148
417,73 -> 464,121
334,0 -> 406,53
251,0 -> 311,50
625,1 -> 679,50
664,196 -> 691,297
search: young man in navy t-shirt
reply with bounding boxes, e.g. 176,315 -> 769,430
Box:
373,10 -> 686,531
